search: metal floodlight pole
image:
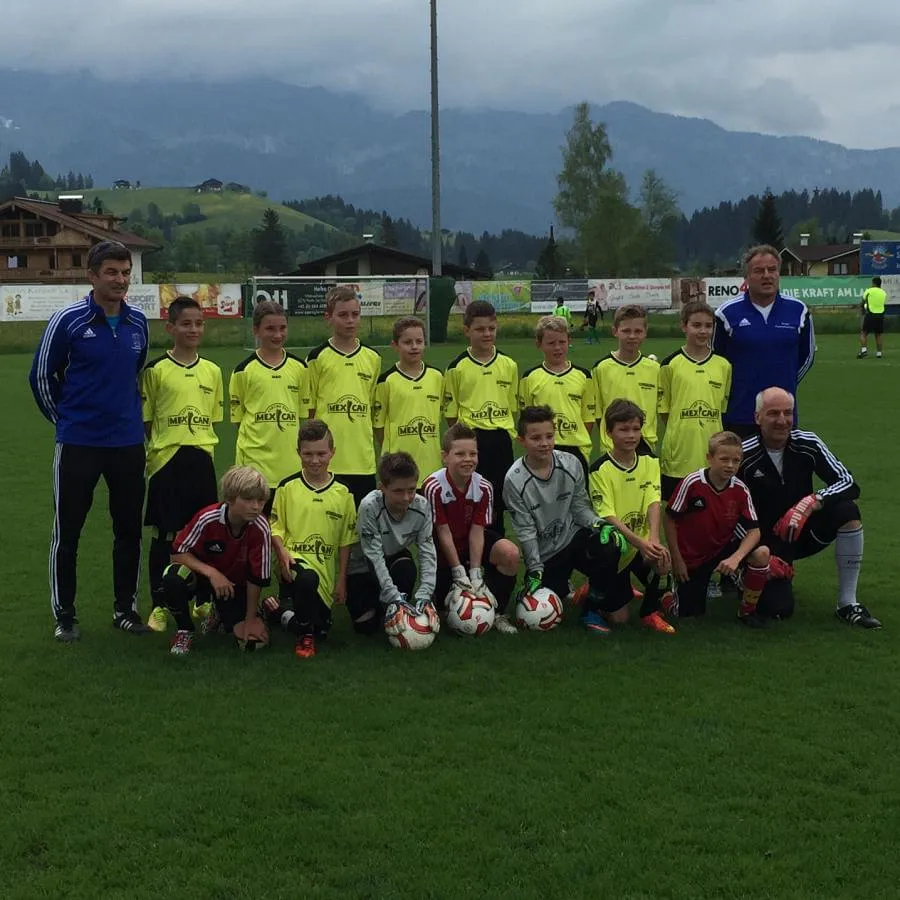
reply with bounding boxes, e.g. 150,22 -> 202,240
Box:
430,0 -> 442,279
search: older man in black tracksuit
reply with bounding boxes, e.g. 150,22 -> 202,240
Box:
738,387 -> 880,628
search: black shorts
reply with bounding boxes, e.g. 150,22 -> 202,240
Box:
334,473 -> 376,509
556,445 -> 590,481
592,554 -> 656,614
661,474 -> 683,502
434,528 -> 504,604
863,312 -> 885,335
542,526 -> 619,600
189,575 -> 248,633
768,499 -> 861,563
672,542 -> 738,617
145,446 -> 218,532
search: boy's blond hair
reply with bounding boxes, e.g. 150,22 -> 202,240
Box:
220,466 -> 270,503
613,304 -> 647,327
707,431 -> 743,456
325,285 -> 359,316
392,316 -> 426,343
535,315 -> 569,342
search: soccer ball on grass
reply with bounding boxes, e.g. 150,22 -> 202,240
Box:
515,587 -> 564,631
446,587 -> 496,636
384,602 -> 438,651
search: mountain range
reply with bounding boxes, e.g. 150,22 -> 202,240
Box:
1,69 -> 899,235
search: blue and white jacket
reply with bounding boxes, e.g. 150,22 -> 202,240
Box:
29,293 -> 149,447
713,292 -> 815,426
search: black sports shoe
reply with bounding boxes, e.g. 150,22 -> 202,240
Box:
835,604 -> 881,629
54,621 -> 81,643
113,611 -> 151,634
738,612 -> 768,629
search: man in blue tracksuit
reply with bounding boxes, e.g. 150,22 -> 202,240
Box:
29,241 -> 151,641
713,244 -> 815,437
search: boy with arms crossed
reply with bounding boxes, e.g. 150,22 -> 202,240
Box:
374,316 -> 443,486
422,424 -> 521,634
163,466 -> 271,656
142,296 -> 224,632
266,420 -> 357,659
307,286 -> 382,508
503,406 -> 626,634
443,300 -> 518,534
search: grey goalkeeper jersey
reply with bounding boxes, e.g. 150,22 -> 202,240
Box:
349,490 -> 437,606
503,450 -> 603,572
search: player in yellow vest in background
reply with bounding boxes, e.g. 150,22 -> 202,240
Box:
858,276 -> 887,359
553,296 -> 573,328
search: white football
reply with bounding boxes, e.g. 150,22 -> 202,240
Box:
647,353 -> 658,361
385,604 -> 437,651
515,587 -> 564,631
446,588 -> 495,636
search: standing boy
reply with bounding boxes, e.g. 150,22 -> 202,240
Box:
519,315 -> 596,479
346,452 -> 439,635
422,423 -> 522,634
267,420 -> 357,658
443,300 -> 518,534
307,286 -> 382,508
658,300 -> 732,500
592,305 -> 661,455
163,466 -> 272,656
29,240 -> 150,640
586,400 -> 673,633
503,406 -> 626,633
142,296 -> 224,631
374,316 -> 443,487
553,296 -> 573,328
663,432 -> 771,626
858,276 -> 886,359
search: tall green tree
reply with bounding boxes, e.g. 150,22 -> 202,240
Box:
534,226 -> 563,278
638,169 -> 679,274
752,190 -> 784,247
252,208 -> 290,275
380,213 -> 399,248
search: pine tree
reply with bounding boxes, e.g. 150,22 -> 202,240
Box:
474,248 -> 492,276
534,227 -> 562,278
752,190 -> 784,248
252,208 -> 291,275
457,242 -> 469,268
380,213 -> 399,248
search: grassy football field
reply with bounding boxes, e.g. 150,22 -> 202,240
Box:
1,333 -> 897,899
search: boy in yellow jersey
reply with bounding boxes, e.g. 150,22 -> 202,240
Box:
443,300 -> 518,534
585,399 -> 675,633
266,420 -> 357,659
592,305 -> 660,454
229,301 -> 309,507
519,315 -> 595,479
306,285 -> 382,508
374,316 -> 443,486
141,297 -> 224,631
659,300 -> 732,501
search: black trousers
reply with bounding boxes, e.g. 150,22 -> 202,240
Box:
50,443 -> 146,625
474,428 -> 514,536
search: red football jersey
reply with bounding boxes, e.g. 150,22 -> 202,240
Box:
666,469 -> 758,570
173,503 -> 271,586
421,468 -> 492,562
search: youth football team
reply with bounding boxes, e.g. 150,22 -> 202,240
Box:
128,287 -> 842,656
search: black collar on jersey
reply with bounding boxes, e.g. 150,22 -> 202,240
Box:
541,362 -> 572,377
394,361 -> 427,382
607,351 -> 643,368
300,472 -> 336,493
254,349 -> 288,370
679,348 -> 713,366
607,451 -> 640,474
702,468 -> 736,494
220,502 -> 251,538
328,338 -> 363,359
466,347 -> 497,367
165,350 -> 200,369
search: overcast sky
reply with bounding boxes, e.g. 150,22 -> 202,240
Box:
5,0 -> 898,148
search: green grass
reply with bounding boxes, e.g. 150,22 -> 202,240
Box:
2,335 -> 897,899
46,187 -> 335,235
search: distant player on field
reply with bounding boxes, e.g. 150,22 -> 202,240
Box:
141,296 -> 224,633
858,276 -> 886,359
306,286 -> 382,508
229,300 -> 308,507
519,315 -> 596,479
553,295 -> 573,328
374,316 -> 443,487
443,300 -> 518,534
422,424 -> 521,634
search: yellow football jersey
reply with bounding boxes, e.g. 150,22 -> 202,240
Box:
306,340 -> 382,476
270,473 -> 357,608
518,362 -> 596,459
658,349 -> 732,478
588,449 -> 661,569
443,348 -> 518,437
141,353 -> 224,478
229,351 -> 309,488
592,353 -> 661,453
374,364 -> 444,486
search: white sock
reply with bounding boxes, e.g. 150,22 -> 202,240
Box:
835,526 -> 863,608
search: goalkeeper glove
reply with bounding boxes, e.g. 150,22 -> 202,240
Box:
415,598 -> 440,633
773,494 -> 818,543
595,522 -> 628,555
450,565 -> 472,590
524,570 -> 543,595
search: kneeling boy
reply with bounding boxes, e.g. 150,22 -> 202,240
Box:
347,452 -> 439,634
267,420 -> 358,659
587,399 -> 674,633
663,431 -> 771,626
503,405 -> 626,634
422,423 -> 521,633
163,466 -> 271,656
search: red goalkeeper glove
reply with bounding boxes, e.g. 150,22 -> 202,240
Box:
773,494 -> 818,543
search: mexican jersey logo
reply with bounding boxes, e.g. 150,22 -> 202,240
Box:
255,403 -> 298,431
167,406 -> 212,434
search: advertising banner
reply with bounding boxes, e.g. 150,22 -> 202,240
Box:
588,278 -> 671,310
251,280 -> 420,319
530,279 -> 590,313
1,284 -> 83,321
860,241 -> 900,276
159,283 -> 241,319
780,277 -> 867,306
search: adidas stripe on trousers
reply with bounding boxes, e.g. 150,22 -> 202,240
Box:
50,443 -> 145,624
